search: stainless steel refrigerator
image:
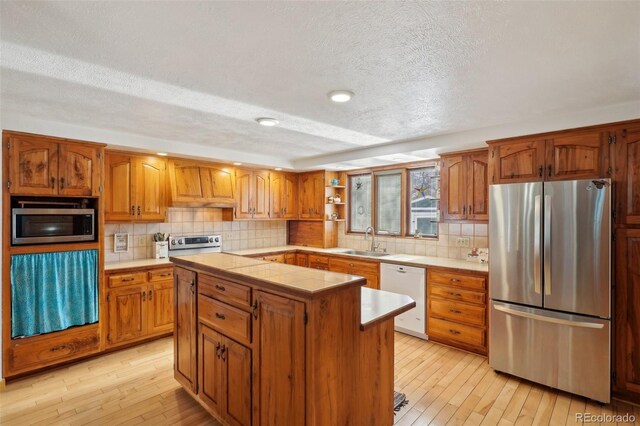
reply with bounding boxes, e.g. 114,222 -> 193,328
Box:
489,179 -> 611,403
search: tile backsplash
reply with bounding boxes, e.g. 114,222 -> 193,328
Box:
104,207 -> 287,263
337,222 -> 488,260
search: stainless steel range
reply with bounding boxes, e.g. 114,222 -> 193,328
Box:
168,234 -> 222,256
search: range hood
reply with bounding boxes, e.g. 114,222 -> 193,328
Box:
167,159 -> 237,208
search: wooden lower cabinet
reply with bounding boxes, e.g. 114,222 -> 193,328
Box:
329,257 -> 379,289
175,266 -> 197,392
105,266 -> 174,347
427,269 -> 488,355
295,253 -> 308,267
199,324 -> 252,426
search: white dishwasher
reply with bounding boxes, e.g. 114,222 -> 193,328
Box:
380,263 -> 427,340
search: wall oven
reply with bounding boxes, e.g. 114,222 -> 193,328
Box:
12,201 -> 96,245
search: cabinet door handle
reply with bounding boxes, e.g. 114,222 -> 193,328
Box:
450,278 -> 461,283
449,329 -> 461,335
449,309 -> 462,314
220,344 -> 226,361
252,300 -> 258,319
60,177 -> 65,190
137,206 -> 141,216
469,205 -> 473,214
548,165 -> 552,177
51,177 -> 56,189
448,292 -> 462,297
121,277 -> 135,282
131,206 -> 135,216
215,342 -> 221,358
215,284 -> 225,292
215,313 -> 226,320
148,290 -> 152,301
142,291 -> 146,302
158,273 -> 172,277
462,205 -> 466,215
190,280 -> 195,294
538,165 -> 543,177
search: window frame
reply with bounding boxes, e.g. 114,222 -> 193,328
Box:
346,160 -> 440,238
405,163 -> 440,239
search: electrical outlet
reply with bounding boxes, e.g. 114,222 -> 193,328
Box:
135,235 -> 147,247
224,232 -> 234,240
456,237 -> 471,248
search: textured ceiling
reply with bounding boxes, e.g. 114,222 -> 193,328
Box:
1,1 -> 639,168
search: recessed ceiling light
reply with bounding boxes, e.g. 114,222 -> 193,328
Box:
156,152 -> 168,156
256,117 -> 279,126
233,162 -> 243,166
274,167 -> 283,171
328,90 -> 354,103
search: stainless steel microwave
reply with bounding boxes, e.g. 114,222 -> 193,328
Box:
12,208 -> 95,245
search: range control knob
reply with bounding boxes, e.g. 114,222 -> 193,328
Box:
178,239 -> 183,245
208,237 -> 214,243
214,237 -> 220,243
171,239 -> 176,245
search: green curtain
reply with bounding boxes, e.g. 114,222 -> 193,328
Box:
11,249 -> 98,338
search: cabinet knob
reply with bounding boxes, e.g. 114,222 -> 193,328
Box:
148,290 -> 153,301
215,284 -> 226,292
220,344 -> 226,361
252,300 -> 258,319
142,291 -> 146,302
215,342 -> 222,358
449,309 -> 462,314
449,329 -> 461,335
131,206 -> 135,216
215,313 -> 226,320
137,206 -> 141,216
60,177 -> 65,190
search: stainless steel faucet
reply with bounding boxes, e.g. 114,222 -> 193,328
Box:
364,226 -> 378,252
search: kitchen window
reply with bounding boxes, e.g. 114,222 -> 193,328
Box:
348,161 -> 440,237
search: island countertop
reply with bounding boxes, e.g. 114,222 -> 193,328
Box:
170,252 -> 415,330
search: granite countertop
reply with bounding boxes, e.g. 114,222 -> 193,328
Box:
360,287 -> 415,331
170,252 -> 366,296
230,245 -> 489,273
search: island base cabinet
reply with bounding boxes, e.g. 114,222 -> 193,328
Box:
253,291 -> 306,426
174,267 -> 197,393
199,325 -> 252,426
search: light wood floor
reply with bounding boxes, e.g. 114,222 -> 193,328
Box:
1,334 -> 638,426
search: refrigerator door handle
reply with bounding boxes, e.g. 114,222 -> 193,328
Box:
493,304 -> 604,329
533,195 -> 541,295
544,194 -> 552,296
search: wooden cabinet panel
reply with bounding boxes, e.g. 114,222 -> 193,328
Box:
136,157 -> 166,221
58,143 -> 99,196
107,285 -> 146,345
199,325 -> 225,416
467,152 -> 489,220
620,127 -> 640,224
108,271 -> 146,288
148,280 -> 174,334
253,171 -> 270,219
224,338 -> 252,426
282,173 -> 298,219
253,291 -> 305,426
269,172 -> 284,219
430,298 -> 485,327
174,266 -> 197,392
429,284 -> 486,305
295,253 -> 308,267
201,166 -> 235,203
428,317 -> 485,348
105,154 -> 134,221
329,257 -> 379,289
615,228 -> 640,399
9,136 -> 59,195
235,169 -> 253,219
284,253 -> 296,265
299,171 -> 324,219
545,131 -> 605,180
308,254 -> 329,270
489,139 -> 546,184
261,254 -> 285,263
428,270 -> 486,291
199,295 -> 251,346
148,268 -> 174,282
441,155 -> 466,220
170,161 -> 204,201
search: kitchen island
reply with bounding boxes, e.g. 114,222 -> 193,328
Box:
170,252 -> 415,426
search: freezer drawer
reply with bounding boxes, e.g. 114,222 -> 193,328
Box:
489,301 -> 610,403
380,263 -> 426,339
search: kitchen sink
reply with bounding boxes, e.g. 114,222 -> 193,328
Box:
339,249 -> 390,257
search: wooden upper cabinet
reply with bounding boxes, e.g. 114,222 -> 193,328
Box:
441,150 -> 489,221
58,144 -> 100,196
441,155 -> 466,220
270,172 -> 298,220
7,133 -> 104,196
545,131 -> 605,181
618,127 -> 640,225
269,172 -> 284,219
488,139 -> 546,184
299,171 -> 325,220
234,169 -> 269,220
105,152 -> 166,222
253,291 -> 305,426
467,151 -> 489,220
167,159 -> 236,207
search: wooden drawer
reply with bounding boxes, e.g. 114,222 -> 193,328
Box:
430,284 -> 486,305
108,272 -> 146,288
428,317 -> 485,348
308,254 -> 329,270
428,270 -> 486,291
199,295 -> 251,345
148,268 -> 174,282
199,274 -> 252,308
430,299 -> 485,327
329,257 -> 378,275
262,254 -> 285,263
